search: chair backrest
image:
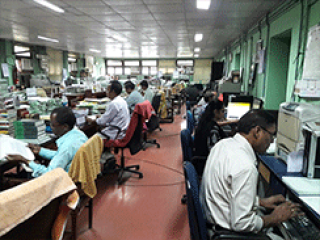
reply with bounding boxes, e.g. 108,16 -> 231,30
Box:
180,129 -> 194,162
187,110 -> 195,134
151,93 -> 161,115
184,161 -> 207,240
69,134 -> 103,198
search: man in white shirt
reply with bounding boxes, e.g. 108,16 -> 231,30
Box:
140,80 -> 154,104
200,110 -> 300,239
87,80 -> 130,140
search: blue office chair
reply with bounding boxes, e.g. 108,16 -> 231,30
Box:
187,110 -> 195,134
183,161 -> 271,240
181,129 -> 194,162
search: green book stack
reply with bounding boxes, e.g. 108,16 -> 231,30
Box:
13,120 -> 46,139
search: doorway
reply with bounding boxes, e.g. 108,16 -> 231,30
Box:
265,30 -> 292,110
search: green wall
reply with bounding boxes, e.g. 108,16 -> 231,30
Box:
218,0 -> 320,110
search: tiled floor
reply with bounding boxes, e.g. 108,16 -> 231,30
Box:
65,112 -> 190,240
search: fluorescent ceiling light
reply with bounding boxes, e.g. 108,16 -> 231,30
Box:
197,0 -> 211,10
194,33 -> 203,42
38,35 -> 59,43
194,54 -> 199,58
16,52 -> 31,57
194,47 -> 201,52
89,49 -> 101,53
33,0 -> 64,13
68,57 -> 76,62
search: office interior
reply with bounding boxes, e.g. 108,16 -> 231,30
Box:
1,0 -> 320,239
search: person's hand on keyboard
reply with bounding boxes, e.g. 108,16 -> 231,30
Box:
262,201 -> 301,227
260,194 -> 286,209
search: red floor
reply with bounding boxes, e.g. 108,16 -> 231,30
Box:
65,112 -> 190,240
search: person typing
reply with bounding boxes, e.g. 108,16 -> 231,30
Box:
6,107 -> 88,178
200,110 -> 300,240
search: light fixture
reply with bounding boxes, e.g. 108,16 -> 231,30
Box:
194,47 -> 201,52
194,54 -> 199,58
38,35 -> 59,43
68,57 -> 76,62
194,33 -> 203,42
197,0 -> 211,10
89,49 -> 101,53
33,0 -> 64,13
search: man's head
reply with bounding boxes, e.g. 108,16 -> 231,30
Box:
238,109 -> 277,153
140,80 -> 148,91
108,80 -> 122,99
124,81 -> 135,94
50,107 -> 76,137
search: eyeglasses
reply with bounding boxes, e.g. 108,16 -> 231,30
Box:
259,126 -> 277,139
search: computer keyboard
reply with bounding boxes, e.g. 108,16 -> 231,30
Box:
281,214 -> 320,240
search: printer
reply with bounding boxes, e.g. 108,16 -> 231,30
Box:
302,122 -> 320,178
276,102 -> 320,162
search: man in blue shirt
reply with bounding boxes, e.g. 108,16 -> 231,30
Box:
124,80 -> 144,113
6,107 -> 88,177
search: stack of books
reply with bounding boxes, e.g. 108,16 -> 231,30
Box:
13,119 -> 47,140
0,109 -> 17,136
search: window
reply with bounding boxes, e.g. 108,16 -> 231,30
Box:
124,60 -> 139,67
142,67 -> 149,75
124,67 -> 131,75
108,67 -> 115,75
150,67 -> 157,75
107,60 -> 122,66
177,59 -> 194,67
115,67 -> 123,75
142,60 -> 157,67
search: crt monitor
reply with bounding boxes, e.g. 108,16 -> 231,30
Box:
226,102 -> 251,120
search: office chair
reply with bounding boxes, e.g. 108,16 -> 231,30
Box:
68,134 -> 104,240
187,110 -> 195,135
104,101 -> 149,181
180,129 -> 206,204
0,169 -> 78,240
150,93 -> 163,132
143,99 -> 161,149
183,161 -> 271,240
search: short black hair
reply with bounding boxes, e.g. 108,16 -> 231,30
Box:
238,109 -> 276,134
140,80 -> 148,88
51,107 -> 76,130
124,81 -> 135,90
109,80 -> 122,95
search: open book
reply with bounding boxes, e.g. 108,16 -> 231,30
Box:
0,135 -> 35,171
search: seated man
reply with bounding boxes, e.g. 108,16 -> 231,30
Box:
140,80 -> 154,103
87,80 -> 130,140
124,80 -> 144,113
6,107 -> 88,178
200,110 -> 300,240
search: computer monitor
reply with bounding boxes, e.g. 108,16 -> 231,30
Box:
226,102 -> 251,120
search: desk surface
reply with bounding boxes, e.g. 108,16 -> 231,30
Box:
260,155 -> 320,226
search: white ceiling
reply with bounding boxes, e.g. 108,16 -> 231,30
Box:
0,0 -> 285,59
